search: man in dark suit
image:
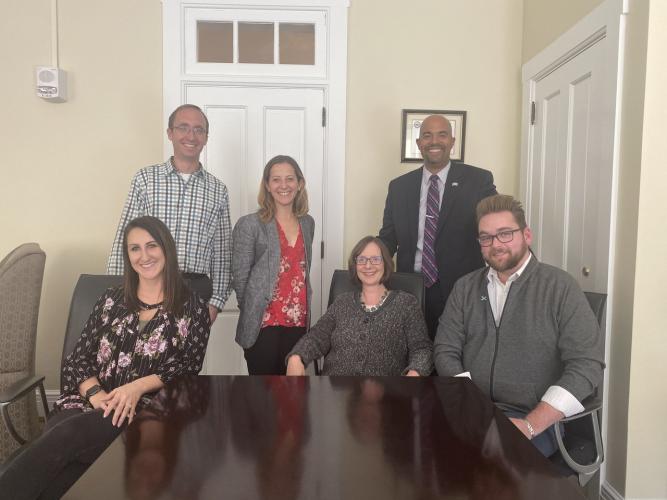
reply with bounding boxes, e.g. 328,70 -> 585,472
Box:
379,115 -> 496,339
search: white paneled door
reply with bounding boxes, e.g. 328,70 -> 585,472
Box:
186,85 -> 325,374
525,37 -> 614,293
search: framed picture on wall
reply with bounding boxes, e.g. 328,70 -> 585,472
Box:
401,109 -> 467,163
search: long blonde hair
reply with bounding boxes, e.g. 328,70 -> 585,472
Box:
257,155 -> 309,222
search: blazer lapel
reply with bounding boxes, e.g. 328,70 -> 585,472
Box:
437,163 -> 464,235
406,168 -> 423,248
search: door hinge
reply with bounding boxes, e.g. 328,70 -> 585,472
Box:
321,241 -> 324,259
530,101 -> 536,125
322,107 -> 327,127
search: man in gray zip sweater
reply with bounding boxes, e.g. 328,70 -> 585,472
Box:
434,194 -> 604,457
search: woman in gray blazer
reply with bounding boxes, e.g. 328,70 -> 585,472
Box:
232,155 -> 315,374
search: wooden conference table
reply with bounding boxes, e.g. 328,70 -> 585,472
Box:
64,375 -> 584,500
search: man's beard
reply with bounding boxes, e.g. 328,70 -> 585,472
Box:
486,246 -> 529,273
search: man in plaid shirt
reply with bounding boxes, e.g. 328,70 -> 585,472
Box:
107,104 -> 232,322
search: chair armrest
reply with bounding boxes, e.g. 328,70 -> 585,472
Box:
0,374 -> 49,446
0,375 -> 46,404
553,395 -> 604,486
560,395 -> 602,423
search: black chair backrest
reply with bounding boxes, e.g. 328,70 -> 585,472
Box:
583,291 -> 607,327
61,274 -> 212,365
327,269 -> 425,312
61,275 -> 124,365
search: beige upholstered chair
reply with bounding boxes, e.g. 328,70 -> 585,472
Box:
0,243 -> 47,462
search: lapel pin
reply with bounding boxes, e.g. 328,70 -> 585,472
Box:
481,295 -> 487,301
451,182 -> 459,187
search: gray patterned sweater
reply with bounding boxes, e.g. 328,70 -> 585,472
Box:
288,290 -> 433,376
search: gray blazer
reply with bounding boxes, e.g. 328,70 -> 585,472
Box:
232,212 -> 315,348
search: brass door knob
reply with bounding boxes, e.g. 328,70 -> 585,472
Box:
582,267 -> 591,277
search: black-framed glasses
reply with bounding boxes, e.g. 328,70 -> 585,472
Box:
355,255 -> 383,266
477,228 -> 523,247
171,124 -> 208,137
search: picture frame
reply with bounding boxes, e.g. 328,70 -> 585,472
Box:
400,109 -> 467,163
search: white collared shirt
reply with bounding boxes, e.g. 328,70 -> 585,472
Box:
414,163 -> 450,272
485,252 -> 584,417
486,253 -> 532,325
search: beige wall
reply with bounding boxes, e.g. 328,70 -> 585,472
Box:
344,0 -> 523,257
625,1 -> 667,497
522,0 -> 604,62
2,0 -> 523,389
0,0 -> 163,386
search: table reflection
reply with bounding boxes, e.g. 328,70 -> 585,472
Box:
66,376 -> 583,500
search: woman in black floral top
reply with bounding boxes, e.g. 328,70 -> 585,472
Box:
1,216 -> 210,500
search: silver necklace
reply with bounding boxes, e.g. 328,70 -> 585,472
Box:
360,289 -> 389,313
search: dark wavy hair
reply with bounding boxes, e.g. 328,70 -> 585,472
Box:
122,216 -> 187,316
347,236 -> 394,286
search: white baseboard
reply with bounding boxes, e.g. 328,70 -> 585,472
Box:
602,482 -> 624,500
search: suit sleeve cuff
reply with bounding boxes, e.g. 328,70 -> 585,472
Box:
541,385 -> 584,417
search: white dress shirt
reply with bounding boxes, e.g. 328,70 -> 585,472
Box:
414,163 -> 450,272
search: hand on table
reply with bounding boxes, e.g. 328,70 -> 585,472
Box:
405,370 -> 420,377
101,381 -> 143,427
286,355 -> 306,376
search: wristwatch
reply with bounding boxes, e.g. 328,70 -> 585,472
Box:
85,384 -> 102,401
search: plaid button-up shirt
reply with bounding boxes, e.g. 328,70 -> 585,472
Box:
107,159 -> 232,310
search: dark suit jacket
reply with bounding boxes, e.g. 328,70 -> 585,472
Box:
379,162 -> 496,304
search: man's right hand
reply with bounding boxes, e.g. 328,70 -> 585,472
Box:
286,355 -> 306,376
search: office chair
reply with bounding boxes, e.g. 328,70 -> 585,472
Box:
0,243 -> 48,461
551,291 -> 607,490
315,270 -> 425,374
61,274 -> 213,363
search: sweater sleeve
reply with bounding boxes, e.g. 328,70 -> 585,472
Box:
551,279 -> 605,402
433,280 -> 467,376
402,294 -> 433,375
287,299 -> 338,367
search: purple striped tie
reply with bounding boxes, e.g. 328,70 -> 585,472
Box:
422,175 -> 440,288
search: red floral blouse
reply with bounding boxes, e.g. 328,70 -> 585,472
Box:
262,222 -> 307,328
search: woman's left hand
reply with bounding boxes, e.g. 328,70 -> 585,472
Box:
101,380 -> 143,427
405,370 -> 420,377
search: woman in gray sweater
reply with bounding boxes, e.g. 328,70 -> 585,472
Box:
286,236 -> 433,376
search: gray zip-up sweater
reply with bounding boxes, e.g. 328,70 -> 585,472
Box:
434,257 -> 604,414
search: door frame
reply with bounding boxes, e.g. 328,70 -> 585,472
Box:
520,0 -> 626,488
162,0 -> 350,314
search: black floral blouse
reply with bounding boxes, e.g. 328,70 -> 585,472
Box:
54,286 -> 211,413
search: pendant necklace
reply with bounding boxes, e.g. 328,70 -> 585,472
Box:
361,289 -> 389,313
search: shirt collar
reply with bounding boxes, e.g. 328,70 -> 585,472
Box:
487,252 -> 532,285
421,162 -> 450,185
163,157 -> 205,178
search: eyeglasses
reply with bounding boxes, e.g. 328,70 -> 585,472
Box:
171,124 -> 208,137
355,255 -> 383,266
477,228 -> 523,247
